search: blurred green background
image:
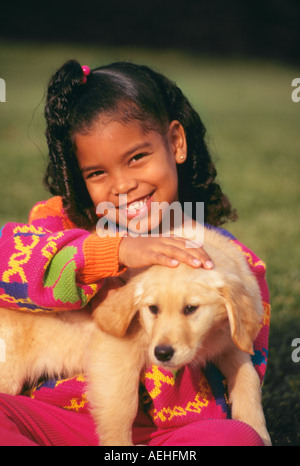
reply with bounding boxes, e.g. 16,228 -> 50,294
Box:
0,37 -> 300,445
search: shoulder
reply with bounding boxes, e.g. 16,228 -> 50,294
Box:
204,223 -> 236,240
29,196 -> 64,220
29,196 -> 76,230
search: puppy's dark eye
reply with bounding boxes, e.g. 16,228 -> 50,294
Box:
183,305 -> 198,315
149,305 -> 159,315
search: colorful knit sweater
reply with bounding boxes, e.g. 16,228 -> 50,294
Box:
0,196 -> 125,311
0,197 -> 270,430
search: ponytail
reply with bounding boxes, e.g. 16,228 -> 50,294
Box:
44,60 -> 97,227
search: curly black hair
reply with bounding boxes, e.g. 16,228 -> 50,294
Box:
44,59 -> 237,229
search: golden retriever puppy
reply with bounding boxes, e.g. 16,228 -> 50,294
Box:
88,228 -> 271,446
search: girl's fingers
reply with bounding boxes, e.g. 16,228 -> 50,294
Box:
187,247 -> 214,269
149,252 -> 180,268
119,236 -> 214,269
151,241 -> 213,270
158,237 -> 214,269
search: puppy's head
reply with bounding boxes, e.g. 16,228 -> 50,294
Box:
93,263 -> 263,369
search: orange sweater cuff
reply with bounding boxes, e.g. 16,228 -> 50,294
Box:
78,234 -> 126,284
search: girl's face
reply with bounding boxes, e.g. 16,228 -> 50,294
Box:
75,118 -> 187,233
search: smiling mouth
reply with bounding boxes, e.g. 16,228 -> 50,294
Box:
127,194 -> 151,211
118,192 -> 154,219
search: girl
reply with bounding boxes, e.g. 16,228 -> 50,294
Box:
0,60 -> 269,446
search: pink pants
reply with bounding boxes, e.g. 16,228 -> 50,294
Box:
0,394 -> 264,446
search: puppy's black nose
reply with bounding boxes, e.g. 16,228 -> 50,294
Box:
154,345 -> 174,362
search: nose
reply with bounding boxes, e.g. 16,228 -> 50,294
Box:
111,170 -> 138,196
154,345 -> 175,362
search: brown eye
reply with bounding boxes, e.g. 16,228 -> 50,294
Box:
183,305 -> 198,316
149,305 -> 159,315
130,153 -> 148,163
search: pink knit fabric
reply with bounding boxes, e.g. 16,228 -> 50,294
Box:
0,393 -> 264,446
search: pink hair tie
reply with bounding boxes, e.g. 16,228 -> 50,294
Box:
81,65 -> 91,84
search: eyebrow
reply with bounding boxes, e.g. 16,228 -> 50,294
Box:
124,142 -> 153,157
80,142 -> 153,173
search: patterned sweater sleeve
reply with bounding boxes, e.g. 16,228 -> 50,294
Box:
0,196 -> 125,312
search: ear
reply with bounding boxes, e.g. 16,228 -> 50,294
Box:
92,281 -> 139,338
168,120 -> 187,164
220,283 -> 262,354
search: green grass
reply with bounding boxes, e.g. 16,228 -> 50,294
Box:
1,40 -> 300,445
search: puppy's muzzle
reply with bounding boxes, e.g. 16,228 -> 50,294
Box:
154,345 -> 174,362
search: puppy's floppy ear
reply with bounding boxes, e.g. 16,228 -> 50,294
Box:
220,281 -> 263,354
92,280 -> 140,338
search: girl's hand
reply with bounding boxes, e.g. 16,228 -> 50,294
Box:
119,236 -> 213,270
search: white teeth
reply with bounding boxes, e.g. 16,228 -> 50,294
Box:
127,195 -> 149,211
